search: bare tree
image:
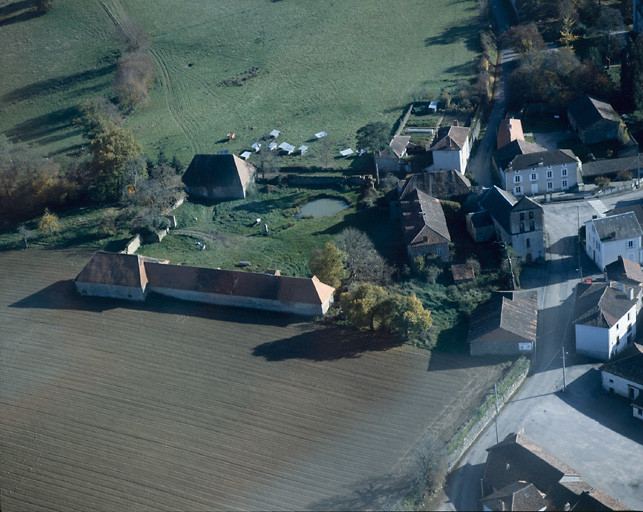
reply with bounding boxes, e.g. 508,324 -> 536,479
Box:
120,18 -> 150,52
334,227 -> 392,285
18,224 -> 31,248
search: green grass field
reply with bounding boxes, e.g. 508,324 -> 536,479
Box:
136,186 -> 403,277
0,0 -> 482,168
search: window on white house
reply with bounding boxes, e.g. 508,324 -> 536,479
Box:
526,238 -> 530,248
628,240 -> 634,248
529,211 -> 534,219
530,173 -> 537,181
562,168 -> 568,176
514,175 -> 521,183
628,312 -> 631,320
547,182 -> 553,190
562,180 -> 568,188
546,170 -> 553,178
514,186 -> 522,194
639,409 -> 642,416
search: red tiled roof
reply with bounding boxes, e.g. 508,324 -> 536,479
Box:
497,118 -> 525,150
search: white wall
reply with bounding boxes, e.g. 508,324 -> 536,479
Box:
585,221 -> 643,269
602,371 -> 642,401
75,281 -> 146,301
433,150 -> 464,173
505,162 -> 579,196
148,285 -> 330,316
576,304 -> 637,360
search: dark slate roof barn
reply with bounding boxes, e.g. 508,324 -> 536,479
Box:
182,154 -> 256,200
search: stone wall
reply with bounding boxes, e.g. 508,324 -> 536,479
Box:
123,235 -> 141,255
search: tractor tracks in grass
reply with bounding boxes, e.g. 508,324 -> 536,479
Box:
96,0 -> 199,154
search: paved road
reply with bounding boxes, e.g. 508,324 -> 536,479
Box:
440,189 -> 643,511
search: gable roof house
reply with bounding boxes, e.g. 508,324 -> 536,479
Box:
430,125 -> 471,173
600,343 -> 643,420
497,117 -> 525,150
499,149 -> 581,196
375,135 -> 411,172
476,186 -> 545,262
604,256 -> 643,285
398,170 -> 471,202
482,432 -> 630,511
468,290 -> 538,356
492,139 -> 547,177
574,281 -> 642,360
75,252 -> 335,316
182,154 -> 256,200
567,95 -> 622,146
399,189 -> 451,261
585,212 -> 643,271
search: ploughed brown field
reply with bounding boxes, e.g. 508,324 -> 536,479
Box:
0,249 -> 505,511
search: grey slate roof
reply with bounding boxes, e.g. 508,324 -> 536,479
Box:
399,170 -> 471,200
479,186 -> 516,234
480,481 -> 546,511
467,290 -> 538,345
507,149 -> 578,171
574,282 -> 640,328
590,212 -> 643,242
568,95 -> 621,131
469,210 -> 494,229
600,343 -> 643,387
389,135 -> 411,158
493,139 -> 547,171
609,200 -> 643,227
582,155 -> 641,178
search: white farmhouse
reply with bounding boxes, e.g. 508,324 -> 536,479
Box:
600,343 -> 643,421
500,149 -> 581,196
574,281 -> 641,360
585,212 -> 643,271
430,125 -> 471,174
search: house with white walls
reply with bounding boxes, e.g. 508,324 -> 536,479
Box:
600,343 -> 643,421
585,212 -> 643,271
430,125 -> 471,173
574,281 -> 642,360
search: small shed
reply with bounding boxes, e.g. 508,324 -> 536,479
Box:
251,142 -> 261,152
268,141 -> 278,151
315,131 -> 328,139
339,148 -> 355,157
279,142 -> 296,154
299,145 -> 308,154
429,101 -> 438,113
240,151 -> 252,160
269,129 -> 280,138
451,263 -> 475,283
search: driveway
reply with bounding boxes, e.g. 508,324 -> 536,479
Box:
531,130 -> 574,151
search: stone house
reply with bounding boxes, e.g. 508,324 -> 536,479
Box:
605,256 -> 643,285
75,251 -> 164,301
496,117 -> 524,150
430,125 -> 471,173
465,210 -> 495,243
482,432 -> 629,511
500,149 -> 581,196
182,154 -> 256,200
75,252 -> 335,317
468,290 -> 538,356
585,212 -> 643,270
600,343 -> 643,420
567,95 -> 622,146
399,189 -> 451,261
573,281 -> 641,361
397,169 -> 471,202
478,186 -> 545,262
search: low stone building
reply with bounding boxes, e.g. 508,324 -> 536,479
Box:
75,252 -> 335,317
182,154 -> 256,200
600,343 -> 643,420
399,189 -> 451,262
397,169 -> 471,201
468,290 -> 538,356
567,95 -> 622,146
465,210 -> 495,243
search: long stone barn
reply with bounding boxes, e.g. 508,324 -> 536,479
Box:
75,251 -> 335,316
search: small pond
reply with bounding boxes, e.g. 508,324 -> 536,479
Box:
295,198 -> 349,219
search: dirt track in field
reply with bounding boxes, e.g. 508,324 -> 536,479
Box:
0,249 -> 504,511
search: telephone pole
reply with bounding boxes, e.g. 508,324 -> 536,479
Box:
562,348 -> 567,393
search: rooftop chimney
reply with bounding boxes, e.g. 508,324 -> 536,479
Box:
454,120 -> 459,126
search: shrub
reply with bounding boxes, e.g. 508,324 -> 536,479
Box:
38,208 -> 61,236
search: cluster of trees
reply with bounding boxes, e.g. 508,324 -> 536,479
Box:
114,20 -> 156,110
308,228 -> 432,342
621,37 -> 643,112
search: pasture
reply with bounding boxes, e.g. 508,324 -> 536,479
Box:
0,248 -> 507,510
136,186 -> 402,277
0,0 -> 482,167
